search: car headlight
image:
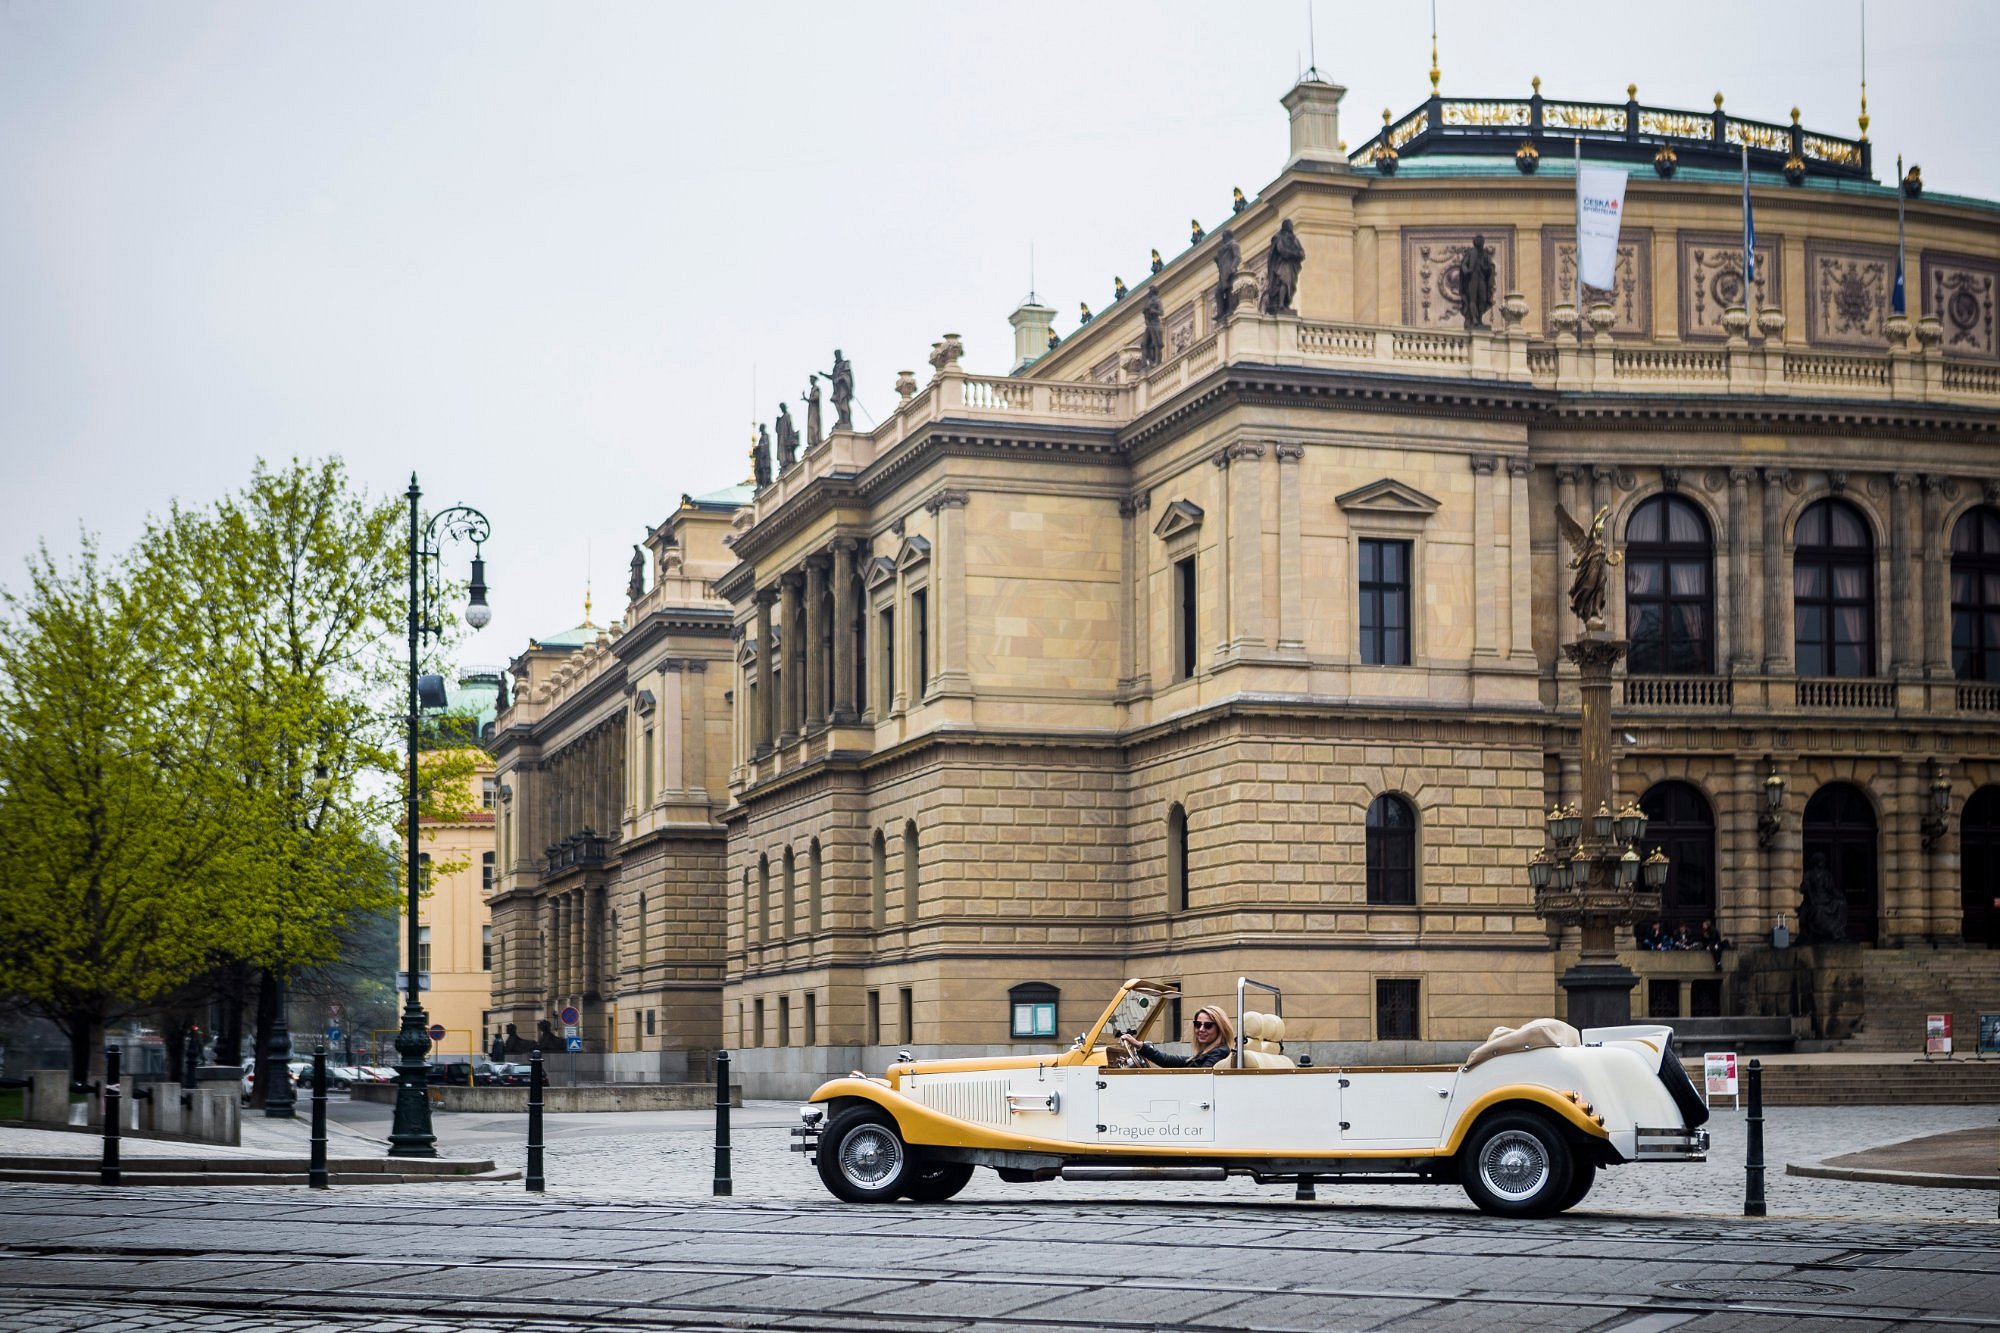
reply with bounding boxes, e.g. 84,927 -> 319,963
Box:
799,1106 -> 825,1127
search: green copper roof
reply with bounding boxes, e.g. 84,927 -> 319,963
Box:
531,622 -> 601,650
686,483 -> 754,509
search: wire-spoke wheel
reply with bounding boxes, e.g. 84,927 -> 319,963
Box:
1460,1110 -> 1574,1217
816,1108 -> 915,1203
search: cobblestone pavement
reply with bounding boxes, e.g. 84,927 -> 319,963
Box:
0,1181 -> 1996,1331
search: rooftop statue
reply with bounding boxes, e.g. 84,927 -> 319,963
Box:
1078,301 -> 1093,325
753,424 -> 773,489
1190,218 -> 1206,245
824,350 -> 854,430
775,401 -> 797,470
1458,233 -> 1497,330
1232,186 -> 1247,214
1262,218 -> 1305,314
1556,503 -> 1621,627
803,375 -> 823,452
1213,228 -> 1241,320
1113,277 -> 1127,301
1139,286 -> 1165,367
1150,248 -> 1164,275
628,544 -> 645,602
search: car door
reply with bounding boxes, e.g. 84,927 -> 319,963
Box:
1094,1069 -> 1216,1147
1338,1070 -> 1456,1147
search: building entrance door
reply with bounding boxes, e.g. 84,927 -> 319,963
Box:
1802,783 -> 1878,944
1962,785 -> 2000,947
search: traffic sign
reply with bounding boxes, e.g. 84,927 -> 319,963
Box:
559,1005 -> 580,1026
428,1024 -> 446,1041
563,1024 -> 579,1039
565,1036 -> 584,1053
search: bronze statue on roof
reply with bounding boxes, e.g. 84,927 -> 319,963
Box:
1262,218 -> 1305,314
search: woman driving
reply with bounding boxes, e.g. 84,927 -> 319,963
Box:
1119,1005 -> 1234,1067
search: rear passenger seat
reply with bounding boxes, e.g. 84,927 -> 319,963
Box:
1232,1012 -> 1296,1069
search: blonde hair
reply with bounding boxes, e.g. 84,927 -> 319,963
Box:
1189,1005 -> 1235,1056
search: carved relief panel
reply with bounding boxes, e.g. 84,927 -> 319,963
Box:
1090,354 -> 1120,385
1400,227 -> 1516,330
1166,301 -> 1198,358
1541,228 -> 1652,335
1921,252 -> 1998,360
1804,240 -> 1894,349
1677,231 -> 1783,339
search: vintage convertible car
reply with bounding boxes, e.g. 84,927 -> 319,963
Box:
792,977 -> 1710,1216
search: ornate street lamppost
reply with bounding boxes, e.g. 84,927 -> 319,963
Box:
1531,506 -> 1666,1028
389,475 -> 493,1159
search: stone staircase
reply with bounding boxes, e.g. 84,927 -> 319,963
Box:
1839,948 -> 2000,1054
1754,1059 -> 2000,1106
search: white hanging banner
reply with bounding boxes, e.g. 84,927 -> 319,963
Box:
1575,163 -> 1629,291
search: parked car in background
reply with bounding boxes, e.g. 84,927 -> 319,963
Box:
480,1062 -> 533,1086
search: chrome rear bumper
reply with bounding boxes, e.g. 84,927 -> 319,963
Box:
1634,1125 -> 1710,1161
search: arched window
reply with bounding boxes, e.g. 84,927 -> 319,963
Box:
1365,794 -> 1417,905
1951,506 -> 2000,681
1639,781 -> 1714,924
1802,783 -> 1879,944
808,838 -> 823,935
1794,499 -> 1875,678
902,820 -> 920,919
782,846 -> 797,937
1166,804 -> 1190,911
870,830 -> 888,929
1625,496 -> 1714,674
756,855 -> 770,944
1963,785 -> 2000,947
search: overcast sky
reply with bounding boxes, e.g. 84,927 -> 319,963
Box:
2,1 -> 1992,667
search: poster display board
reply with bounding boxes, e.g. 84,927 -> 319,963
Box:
1977,1013 -> 2000,1058
1702,1051 -> 1739,1107
1925,1013 -> 1954,1058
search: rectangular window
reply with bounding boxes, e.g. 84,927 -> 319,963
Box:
643,726 -> 655,803
417,926 -> 431,976
1359,538 -> 1412,666
481,778 -> 496,809
879,608 -> 896,711
753,998 -> 766,1047
867,990 -> 882,1045
1175,555 -> 1198,680
911,590 -> 929,697
805,993 -> 818,1046
898,987 -> 914,1046
481,852 -> 494,894
481,926 -> 492,971
778,995 -> 791,1046
1375,978 -> 1420,1040
645,1009 -> 657,1037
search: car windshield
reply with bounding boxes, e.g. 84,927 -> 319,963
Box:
1099,983 -> 1174,1043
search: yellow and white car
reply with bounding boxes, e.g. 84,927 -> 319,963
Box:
792,977 -> 1710,1216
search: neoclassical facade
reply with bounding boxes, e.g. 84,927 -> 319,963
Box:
491,75 -> 2000,1095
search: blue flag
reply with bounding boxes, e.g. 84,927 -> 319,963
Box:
1893,154 -> 1908,315
1740,145 -> 1756,290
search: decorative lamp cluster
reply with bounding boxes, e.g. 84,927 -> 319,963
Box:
1527,801 -> 1667,895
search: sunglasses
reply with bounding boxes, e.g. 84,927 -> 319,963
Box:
1191,1019 -> 1218,1029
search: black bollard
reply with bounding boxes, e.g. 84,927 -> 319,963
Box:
101,1046 -> 121,1187
1295,1174 -> 1316,1202
713,1050 -> 733,1196
309,1043 -> 329,1190
525,1048 -> 545,1193
1744,1057 -> 1766,1217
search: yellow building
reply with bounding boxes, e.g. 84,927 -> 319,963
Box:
494,73 -> 2000,1097
398,670 -> 504,1063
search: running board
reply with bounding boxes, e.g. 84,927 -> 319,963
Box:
1060,1165 -> 1228,1181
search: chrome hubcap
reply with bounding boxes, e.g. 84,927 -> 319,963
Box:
1479,1129 -> 1550,1202
839,1125 -> 902,1187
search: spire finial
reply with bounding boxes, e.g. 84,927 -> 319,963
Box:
1428,0 -> 1440,93
1859,0 -> 1870,140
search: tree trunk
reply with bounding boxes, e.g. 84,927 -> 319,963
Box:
250,967 -> 278,1110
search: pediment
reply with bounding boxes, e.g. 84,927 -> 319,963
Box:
1334,478 -> 1441,515
1151,499 -> 1205,541
896,535 -> 932,571
736,637 -> 758,667
864,555 -> 898,590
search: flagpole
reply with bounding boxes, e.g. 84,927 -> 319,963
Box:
1894,153 -> 1907,317
1573,136 -> 1583,313
1741,143 -> 1756,294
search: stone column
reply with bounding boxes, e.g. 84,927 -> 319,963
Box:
546,895 -> 560,1000
1729,468 -> 1754,668
804,556 -> 829,732
1507,458 -> 1535,662
571,890 -> 585,997
1225,442 -> 1266,651
1590,465 -> 1614,525
1556,465 -> 1581,642
1922,475 -> 1948,674
1123,495 -> 1153,689
831,539 -> 859,723
779,572 -> 804,742
1117,499 -> 1138,687
661,662 -> 684,794
924,489 -> 972,695
583,886 -> 600,998
1471,455 -> 1499,658
684,659 -> 709,800
1210,449 -> 1233,659
1276,445 -> 1305,654
1761,468 -> 1792,674
1891,474 -> 1917,674
753,590 -> 776,754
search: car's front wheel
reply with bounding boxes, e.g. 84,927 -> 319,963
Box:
1459,1110 -> 1574,1217
816,1108 -> 916,1203
901,1161 -> 974,1202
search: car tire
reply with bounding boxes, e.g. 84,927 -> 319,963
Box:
1555,1156 -> 1597,1212
1459,1110 -> 1573,1218
816,1108 -> 916,1203
901,1161 -> 974,1203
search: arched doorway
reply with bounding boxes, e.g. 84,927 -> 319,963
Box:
1963,785 -> 2000,947
1639,781 -> 1714,927
1801,783 -> 1879,944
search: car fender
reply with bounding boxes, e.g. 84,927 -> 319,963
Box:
1442,1083 -> 1614,1153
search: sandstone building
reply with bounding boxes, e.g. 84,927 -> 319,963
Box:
488,75 -> 2000,1096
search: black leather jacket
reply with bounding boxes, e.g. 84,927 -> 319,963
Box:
1134,1041 -> 1229,1068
